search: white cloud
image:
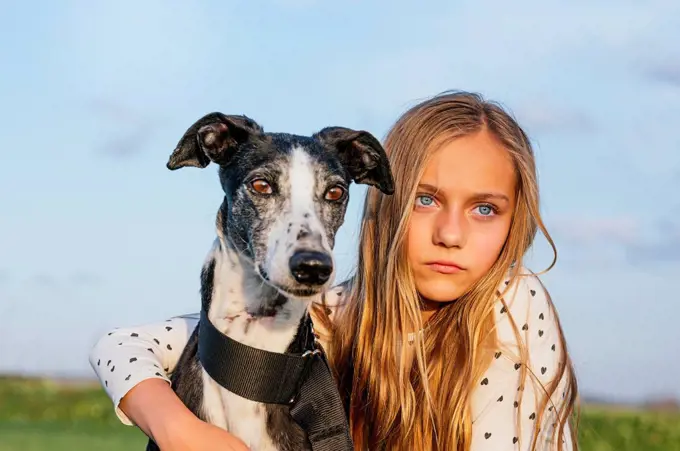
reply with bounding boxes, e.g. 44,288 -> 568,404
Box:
513,103 -> 596,134
646,61 -> 680,87
624,220 -> 680,265
89,98 -> 161,157
0,269 -> 9,286
53,1 -> 226,104
551,216 -> 640,245
550,216 -> 680,266
269,0 -> 321,7
305,0 -> 680,132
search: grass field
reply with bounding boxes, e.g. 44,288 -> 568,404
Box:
1,376 -> 679,450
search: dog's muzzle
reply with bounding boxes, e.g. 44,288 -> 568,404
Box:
289,251 -> 333,285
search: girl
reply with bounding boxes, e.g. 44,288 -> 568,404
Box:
89,91 -> 578,450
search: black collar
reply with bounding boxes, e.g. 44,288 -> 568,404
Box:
197,310 -> 354,450
198,309 -> 319,404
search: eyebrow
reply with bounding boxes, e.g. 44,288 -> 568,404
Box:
417,183 -> 511,203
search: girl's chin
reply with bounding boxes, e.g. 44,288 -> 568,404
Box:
415,276 -> 469,304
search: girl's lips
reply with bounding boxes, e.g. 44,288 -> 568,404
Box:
426,262 -> 464,274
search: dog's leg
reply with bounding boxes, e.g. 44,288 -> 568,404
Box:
200,367 -> 229,428
170,327 -> 206,418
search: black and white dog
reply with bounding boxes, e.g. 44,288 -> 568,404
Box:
148,112 -> 394,451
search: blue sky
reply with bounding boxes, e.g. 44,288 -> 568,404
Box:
1,0 -> 679,402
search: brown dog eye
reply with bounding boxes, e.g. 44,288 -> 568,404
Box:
251,179 -> 272,194
325,186 -> 345,201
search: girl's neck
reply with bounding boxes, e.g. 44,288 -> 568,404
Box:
420,297 -> 450,323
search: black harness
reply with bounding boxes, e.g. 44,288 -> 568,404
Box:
197,310 -> 354,450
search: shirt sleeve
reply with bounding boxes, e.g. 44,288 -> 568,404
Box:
88,313 -> 199,425
470,271 -> 575,450
87,283 -> 349,426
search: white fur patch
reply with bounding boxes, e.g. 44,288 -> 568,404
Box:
288,146 -> 317,221
200,240 -> 313,450
288,146 -> 332,251
264,146 -> 333,289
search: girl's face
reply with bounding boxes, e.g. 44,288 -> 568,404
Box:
406,129 -> 517,315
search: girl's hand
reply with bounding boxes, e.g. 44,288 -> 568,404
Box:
119,378 -> 250,451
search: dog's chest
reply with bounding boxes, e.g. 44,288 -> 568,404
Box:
198,246 -> 312,450
202,369 -> 278,450
200,313 -> 308,450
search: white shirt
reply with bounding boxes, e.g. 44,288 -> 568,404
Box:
89,268 -> 574,450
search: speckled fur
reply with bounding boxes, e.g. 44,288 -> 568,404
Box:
146,112 -> 393,451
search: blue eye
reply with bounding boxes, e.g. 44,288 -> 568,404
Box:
474,204 -> 496,216
415,195 -> 435,207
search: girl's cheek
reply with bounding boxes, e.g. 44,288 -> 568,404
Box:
470,223 -> 509,269
406,217 -> 430,257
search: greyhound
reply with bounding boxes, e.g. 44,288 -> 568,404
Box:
146,112 -> 394,451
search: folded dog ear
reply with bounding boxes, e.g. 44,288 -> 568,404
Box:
313,127 -> 395,195
167,113 -> 264,170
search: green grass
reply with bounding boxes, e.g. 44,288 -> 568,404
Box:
0,376 -> 147,450
1,376 -> 679,450
576,407 -> 680,451
0,421 -> 145,451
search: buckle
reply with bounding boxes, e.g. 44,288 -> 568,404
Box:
289,348 -> 323,405
301,349 -> 322,358
301,347 -> 322,377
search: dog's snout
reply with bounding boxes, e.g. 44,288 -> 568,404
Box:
289,251 -> 333,285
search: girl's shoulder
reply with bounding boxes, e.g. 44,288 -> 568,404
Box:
323,283 -> 348,308
494,266 -> 556,331
322,277 -> 353,315
469,268 -> 574,447
308,280 -> 351,341
491,266 -> 567,370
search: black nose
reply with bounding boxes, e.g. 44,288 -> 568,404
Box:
289,251 -> 333,285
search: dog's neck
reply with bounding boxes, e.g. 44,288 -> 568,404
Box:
204,236 -> 317,354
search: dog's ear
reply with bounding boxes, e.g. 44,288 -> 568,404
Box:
167,112 -> 264,170
313,127 -> 395,195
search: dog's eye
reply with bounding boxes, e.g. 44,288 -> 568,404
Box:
324,186 -> 345,201
251,179 -> 273,194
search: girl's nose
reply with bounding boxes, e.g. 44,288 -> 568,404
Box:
433,208 -> 466,248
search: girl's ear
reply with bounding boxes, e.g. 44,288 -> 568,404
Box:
313,126 -> 395,195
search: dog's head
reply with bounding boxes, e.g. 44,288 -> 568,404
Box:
167,112 -> 394,298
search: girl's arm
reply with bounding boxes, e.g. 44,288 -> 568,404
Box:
88,313 -> 199,425
88,314 -> 248,450
87,287 -> 347,447
120,378 -> 249,451
469,272 -> 575,451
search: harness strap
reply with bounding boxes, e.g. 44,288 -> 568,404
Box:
198,310 -> 354,451
288,349 -> 354,450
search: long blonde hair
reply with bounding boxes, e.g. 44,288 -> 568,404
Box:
317,91 -> 578,450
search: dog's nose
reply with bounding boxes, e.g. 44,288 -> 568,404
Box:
289,251 -> 333,285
